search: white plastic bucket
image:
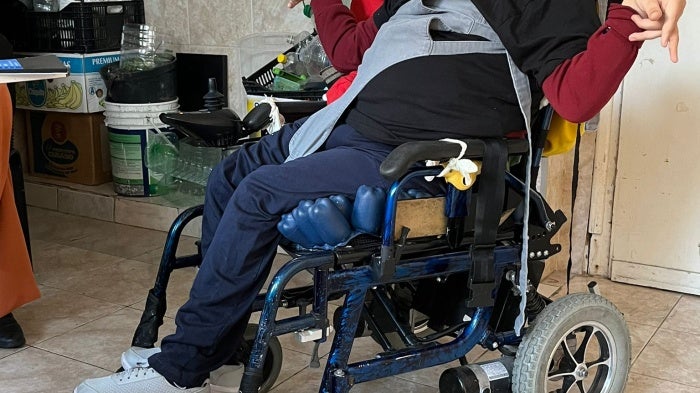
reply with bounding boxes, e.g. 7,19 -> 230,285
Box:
104,99 -> 179,196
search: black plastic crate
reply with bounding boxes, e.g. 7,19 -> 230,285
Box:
17,0 -> 145,53
241,35 -> 327,121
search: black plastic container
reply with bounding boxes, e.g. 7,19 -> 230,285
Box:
100,59 -> 177,104
17,0 -> 145,53
242,33 -> 327,121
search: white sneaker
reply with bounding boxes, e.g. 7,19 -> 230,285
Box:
209,364 -> 244,393
121,346 -> 162,370
121,346 -> 243,392
74,367 -> 209,393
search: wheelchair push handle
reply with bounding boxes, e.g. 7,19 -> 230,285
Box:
379,138 -> 530,181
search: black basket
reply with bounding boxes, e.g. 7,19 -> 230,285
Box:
241,35 -> 327,121
17,0 -> 145,53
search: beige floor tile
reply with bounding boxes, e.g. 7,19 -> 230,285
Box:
627,322 -> 657,363
29,207 -> 166,259
0,347 -> 107,393
625,372 -> 700,393
11,285 -> 123,345
537,283 -> 560,298
0,346 -> 24,361
31,239 -> 128,286
551,275 -> 681,327
28,207 -> 102,244
631,328 -> 700,388
271,348 -> 315,389
130,234 -> 200,265
270,362 -> 436,393
35,246 -> 164,306
660,294 -> 700,335
128,266 -> 199,319
36,307 -> 176,372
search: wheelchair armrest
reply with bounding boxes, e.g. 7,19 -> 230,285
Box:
379,138 -> 530,181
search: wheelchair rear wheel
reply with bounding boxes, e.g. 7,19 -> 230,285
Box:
512,293 -> 631,393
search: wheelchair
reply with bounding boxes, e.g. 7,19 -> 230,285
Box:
129,104 -> 632,393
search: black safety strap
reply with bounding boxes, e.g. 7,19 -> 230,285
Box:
566,125 -> 583,294
469,139 -> 508,306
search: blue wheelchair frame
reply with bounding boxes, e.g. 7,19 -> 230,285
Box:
130,108 -> 566,393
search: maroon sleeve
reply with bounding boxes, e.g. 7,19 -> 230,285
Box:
542,5 -> 644,123
311,0 -> 379,73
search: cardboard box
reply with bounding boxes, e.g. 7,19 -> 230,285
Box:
26,111 -> 112,185
14,51 -> 120,113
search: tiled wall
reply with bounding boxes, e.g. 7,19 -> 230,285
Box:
142,0 -> 316,114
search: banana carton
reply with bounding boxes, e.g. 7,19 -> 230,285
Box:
26,110 -> 112,185
14,51 -> 120,113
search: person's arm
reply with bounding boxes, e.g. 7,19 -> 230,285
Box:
309,0 -> 379,73
543,0 -> 686,122
542,5 -> 642,122
307,0 -> 409,73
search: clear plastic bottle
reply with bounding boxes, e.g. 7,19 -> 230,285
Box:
296,35 -> 331,78
32,0 -> 58,11
277,52 -> 307,77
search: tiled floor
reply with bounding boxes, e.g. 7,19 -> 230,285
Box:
2,207 -> 699,393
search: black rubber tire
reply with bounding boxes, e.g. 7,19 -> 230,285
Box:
512,293 -> 631,393
241,323 -> 283,393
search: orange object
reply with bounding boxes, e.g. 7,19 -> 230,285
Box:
0,84 -> 40,316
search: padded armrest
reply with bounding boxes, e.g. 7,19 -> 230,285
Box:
379,138 -> 530,181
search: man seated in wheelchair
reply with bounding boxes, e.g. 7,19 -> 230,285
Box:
75,0 -> 685,392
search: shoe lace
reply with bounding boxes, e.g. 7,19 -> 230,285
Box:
118,367 -> 155,381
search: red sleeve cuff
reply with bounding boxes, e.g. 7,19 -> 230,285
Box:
605,4 -> 644,47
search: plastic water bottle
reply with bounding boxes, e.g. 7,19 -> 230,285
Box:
32,0 -> 58,11
277,52 -> 306,77
296,35 -> 331,77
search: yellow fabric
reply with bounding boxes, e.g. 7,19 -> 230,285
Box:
441,161 -> 481,190
542,112 -> 584,157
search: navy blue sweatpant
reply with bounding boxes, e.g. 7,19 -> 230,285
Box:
148,118 -> 396,387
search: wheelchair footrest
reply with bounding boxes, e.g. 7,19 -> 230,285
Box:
295,326 -> 334,343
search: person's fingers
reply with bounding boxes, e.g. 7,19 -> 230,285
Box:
631,14 -> 664,30
637,0 -> 664,20
628,30 -> 662,41
288,0 -> 303,9
660,0 -> 685,46
665,31 -> 680,62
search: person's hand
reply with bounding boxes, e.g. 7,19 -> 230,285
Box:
288,0 -> 304,8
623,0 -> 686,62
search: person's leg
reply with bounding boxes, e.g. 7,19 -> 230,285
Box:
148,124 -> 395,387
200,117 -> 305,257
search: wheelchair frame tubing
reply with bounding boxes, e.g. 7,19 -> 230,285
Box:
240,245 -> 521,392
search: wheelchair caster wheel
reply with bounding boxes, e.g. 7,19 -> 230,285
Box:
512,293 -> 631,393
235,323 -> 283,393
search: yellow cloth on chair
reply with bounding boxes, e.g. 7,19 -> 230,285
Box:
542,112 -> 584,157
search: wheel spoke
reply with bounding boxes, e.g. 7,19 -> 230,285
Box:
576,380 -> 586,393
559,376 -> 577,393
548,371 -> 576,381
560,336 -> 578,365
586,357 -> 611,371
573,327 -> 596,363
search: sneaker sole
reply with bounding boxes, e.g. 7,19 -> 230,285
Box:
209,383 -> 240,393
